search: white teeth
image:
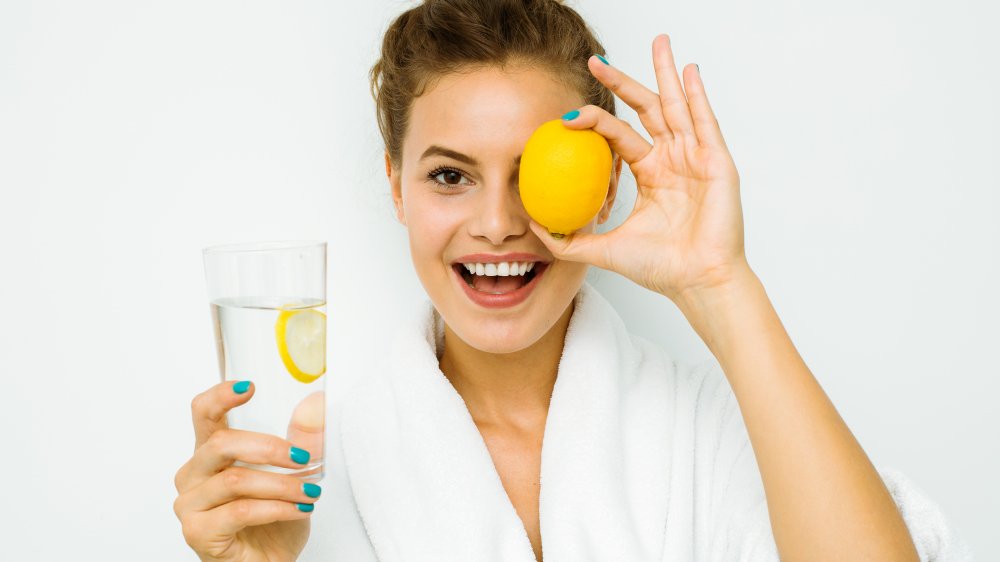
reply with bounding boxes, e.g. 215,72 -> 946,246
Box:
458,261 -> 539,277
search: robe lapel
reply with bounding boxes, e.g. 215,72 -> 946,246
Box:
340,295 -> 537,562
538,283 -> 674,562
341,282 -> 674,561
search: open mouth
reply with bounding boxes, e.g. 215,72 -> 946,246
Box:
452,262 -> 546,295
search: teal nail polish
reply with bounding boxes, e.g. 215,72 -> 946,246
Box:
595,53 -> 609,65
296,503 -> 315,513
232,380 -> 251,394
303,483 -> 322,498
290,446 -> 310,465
561,109 -> 580,121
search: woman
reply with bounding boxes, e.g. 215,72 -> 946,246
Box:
173,1 -> 968,561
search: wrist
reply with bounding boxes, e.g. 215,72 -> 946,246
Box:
675,264 -> 767,352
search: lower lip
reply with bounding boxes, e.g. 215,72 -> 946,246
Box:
452,263 -> 549,309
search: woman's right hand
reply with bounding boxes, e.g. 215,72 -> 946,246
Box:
173,381 -> 320,562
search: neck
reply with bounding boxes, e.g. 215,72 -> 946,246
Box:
439,301 -> 575,431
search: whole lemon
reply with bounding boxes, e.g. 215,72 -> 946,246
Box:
519,118 -> 613,237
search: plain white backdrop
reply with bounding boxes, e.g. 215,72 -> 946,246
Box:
1,0 -> 997,559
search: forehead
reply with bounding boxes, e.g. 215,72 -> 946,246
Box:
404,65 -> 585,162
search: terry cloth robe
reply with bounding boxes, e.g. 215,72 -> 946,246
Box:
315,282 -> 973,561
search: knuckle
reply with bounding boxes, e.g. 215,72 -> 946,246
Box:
221,468 -> 244,491
230,499 -> 253,523
190,393 -> 205,416
206,429 -> 232,457
268,438 -> 288,461
172,495 -> 184,519
173,465 -> 185,493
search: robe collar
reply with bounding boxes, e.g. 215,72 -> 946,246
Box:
341,282 -> 674,561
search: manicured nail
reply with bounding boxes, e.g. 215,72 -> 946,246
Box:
595,53 -> 609,65
561,109 -> 580,121
289,446 -> 310,465
303,483 -> 322,498
232,380 -> 251,394
296,503 -> 315,512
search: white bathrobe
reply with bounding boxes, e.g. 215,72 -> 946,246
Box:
309,282 -> 972,561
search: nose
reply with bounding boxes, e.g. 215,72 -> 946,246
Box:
468,178 -> 529,245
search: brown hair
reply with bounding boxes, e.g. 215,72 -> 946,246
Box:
370,0 -> 615,168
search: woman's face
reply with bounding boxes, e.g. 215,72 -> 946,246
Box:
387,65 -> 619,354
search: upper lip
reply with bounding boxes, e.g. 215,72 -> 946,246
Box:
452,252 -> 551,265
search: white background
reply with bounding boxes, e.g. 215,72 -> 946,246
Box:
1,0 -> 997,560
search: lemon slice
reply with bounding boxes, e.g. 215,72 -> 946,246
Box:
275,306 -> 326,384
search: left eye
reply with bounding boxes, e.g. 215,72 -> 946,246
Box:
433,169 -> 470,186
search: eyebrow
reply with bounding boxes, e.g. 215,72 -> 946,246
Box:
419,145 -> 521,167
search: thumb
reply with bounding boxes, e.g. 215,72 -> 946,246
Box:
287,390 -> 325,478
528,219 -> 610,270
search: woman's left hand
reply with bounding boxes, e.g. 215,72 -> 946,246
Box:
529,34 -> 752,303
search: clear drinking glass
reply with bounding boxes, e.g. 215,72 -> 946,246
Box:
203,240 -> 326,482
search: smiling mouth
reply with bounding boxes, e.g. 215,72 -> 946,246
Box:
452,263 -> 542,294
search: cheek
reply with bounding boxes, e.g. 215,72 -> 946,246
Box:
404,191 -> 465,259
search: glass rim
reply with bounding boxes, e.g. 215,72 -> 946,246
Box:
202,240 -> 326,255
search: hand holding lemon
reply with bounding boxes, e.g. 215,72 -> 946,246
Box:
524,35 -> 753,303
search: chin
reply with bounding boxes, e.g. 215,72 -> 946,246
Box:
453,319 -> 543,354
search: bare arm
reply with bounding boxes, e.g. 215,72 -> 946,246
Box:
530,35 -> 921,560
676,266 -> 919,562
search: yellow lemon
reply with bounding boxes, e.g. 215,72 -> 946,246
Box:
519,118 -> 613,236
275,306 -> 326,384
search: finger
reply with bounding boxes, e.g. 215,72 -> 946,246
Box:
561,105 -> 652,165
651,34 -> 697,142
586,54 -> 671,140
287,391 -> 325,476
190,380 -> 255,449
177,466 -> 322,513
179,428 -> 316,491
185,498 -> 314,544
682,61 -> 728,151
528,219 -> 612,271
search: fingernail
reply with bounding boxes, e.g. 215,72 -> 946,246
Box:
561,109 -> 580,121
696,63 -> 700,74
550,232 -> 565,239
289,446 -> 310,465
296,503 -> 315,512
303,483 -> 322,498
232,380 -> 251,394
595,53 -> 609,65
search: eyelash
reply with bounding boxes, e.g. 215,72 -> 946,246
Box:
426,166 -> 473,188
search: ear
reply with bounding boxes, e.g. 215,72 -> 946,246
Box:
597,154 -> 623,224
385,152 -> 405,225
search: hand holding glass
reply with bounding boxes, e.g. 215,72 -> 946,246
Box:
203,241 -> 327,481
